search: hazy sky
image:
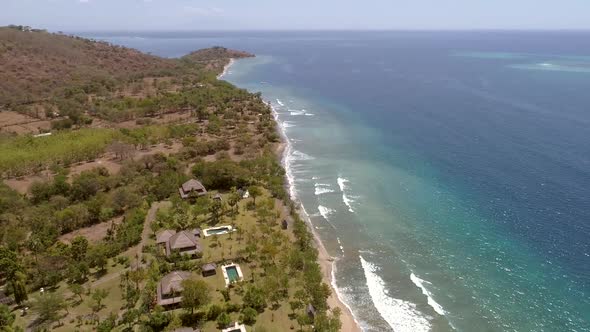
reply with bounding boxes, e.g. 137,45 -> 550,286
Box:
2,0 -> 590,31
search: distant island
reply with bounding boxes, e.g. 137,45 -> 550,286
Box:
0,26 -> 342,332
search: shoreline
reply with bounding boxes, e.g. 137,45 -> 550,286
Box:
271,108 -> 362,331
217,58 -> 235,79
220,58 -> 362,331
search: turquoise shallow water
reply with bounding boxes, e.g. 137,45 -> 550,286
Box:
89,31 -> 590,331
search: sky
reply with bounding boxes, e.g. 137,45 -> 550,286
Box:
1,0 -> 590,31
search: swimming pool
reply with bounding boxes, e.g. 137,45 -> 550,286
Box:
202,225 -> 234,237
221,263 -> 243,286
226,266 -> 239,283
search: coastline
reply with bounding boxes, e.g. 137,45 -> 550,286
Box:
271,107 -> 362,331
217,58 -> 235,79
219,59 -> 362,331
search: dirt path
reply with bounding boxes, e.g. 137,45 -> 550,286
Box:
135,201 -> 171,266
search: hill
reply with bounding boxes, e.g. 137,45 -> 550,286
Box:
0,27 -> 251,107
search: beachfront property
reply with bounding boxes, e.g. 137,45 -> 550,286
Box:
221,263 -> 243,286
179,179 -> 207,199
220,322 -> 246,332
157,271 -> 191,308
202,225 -> 235,237
156,229 -> 202,257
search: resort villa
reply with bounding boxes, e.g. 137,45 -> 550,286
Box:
179,179 -> 207,199
157,271 -> 192,308
156,229 -> 202,257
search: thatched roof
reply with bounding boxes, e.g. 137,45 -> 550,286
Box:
202,263 -> 217,272
179,179 -> 207,198
157,271 -> 192,306
156,229 -> 176,244
166,231 -> 201,256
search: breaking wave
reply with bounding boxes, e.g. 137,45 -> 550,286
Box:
360,256 -> 432,332
410,273 -> 447,316
314,183 -> 335,195
337,177 -> 356,213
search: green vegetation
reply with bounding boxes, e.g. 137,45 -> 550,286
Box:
0,129 -> 116,177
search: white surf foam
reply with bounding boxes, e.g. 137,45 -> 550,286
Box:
289,109 -> 306,116
315,183 -> 335,195
410,273 -> 447,316
276,99 -> 285,106
290,150 -> 314,161
282,121 -> 295,128
315,187 -> 335,195
318,205 -> 335,220
360,256 -> 431,332
337,177 -> 356,213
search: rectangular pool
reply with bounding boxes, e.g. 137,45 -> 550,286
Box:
226,266 -> 240,282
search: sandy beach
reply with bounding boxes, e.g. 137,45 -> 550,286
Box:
313,221 -> 363,332
217,58 -> 235,79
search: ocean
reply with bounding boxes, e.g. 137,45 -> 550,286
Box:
86,31 -> 590,331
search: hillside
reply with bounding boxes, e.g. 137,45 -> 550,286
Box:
0,27 -> 252,107
0,27 -> 177,106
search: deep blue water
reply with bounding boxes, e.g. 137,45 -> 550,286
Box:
86,31 -> 590,331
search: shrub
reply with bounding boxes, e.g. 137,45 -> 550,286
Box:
241,307 -> 258,325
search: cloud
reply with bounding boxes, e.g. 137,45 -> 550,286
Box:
79,0 -> 89,2
182,6 -> 224,16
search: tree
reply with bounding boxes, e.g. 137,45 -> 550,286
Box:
70,236 -> 89,261
208,199 -> 223,225
108,141 -> 135,160
0,304 -> 15,329
314,308 -> 342,332
87,244 -> 108,272
121,308 -> 139,330
0,247 -> 26,305
91,289 -> 109,312
241,307 -> 258,325
68,283 -> 84,303
248,186 -> 262,206
180,279 -> 210,314
128,268 -> 145,290
34,292 -> 67,327
227,187 -> 240,217
243,286 -> 266,313
96,313 -> 117,332
216,312 -> 231,329
289,300 -> 303,316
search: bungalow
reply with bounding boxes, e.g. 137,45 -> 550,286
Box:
157,271 -> 191,308
179,179 -> 207,199
201,263 -> 217,277
156,230 -> 202,257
